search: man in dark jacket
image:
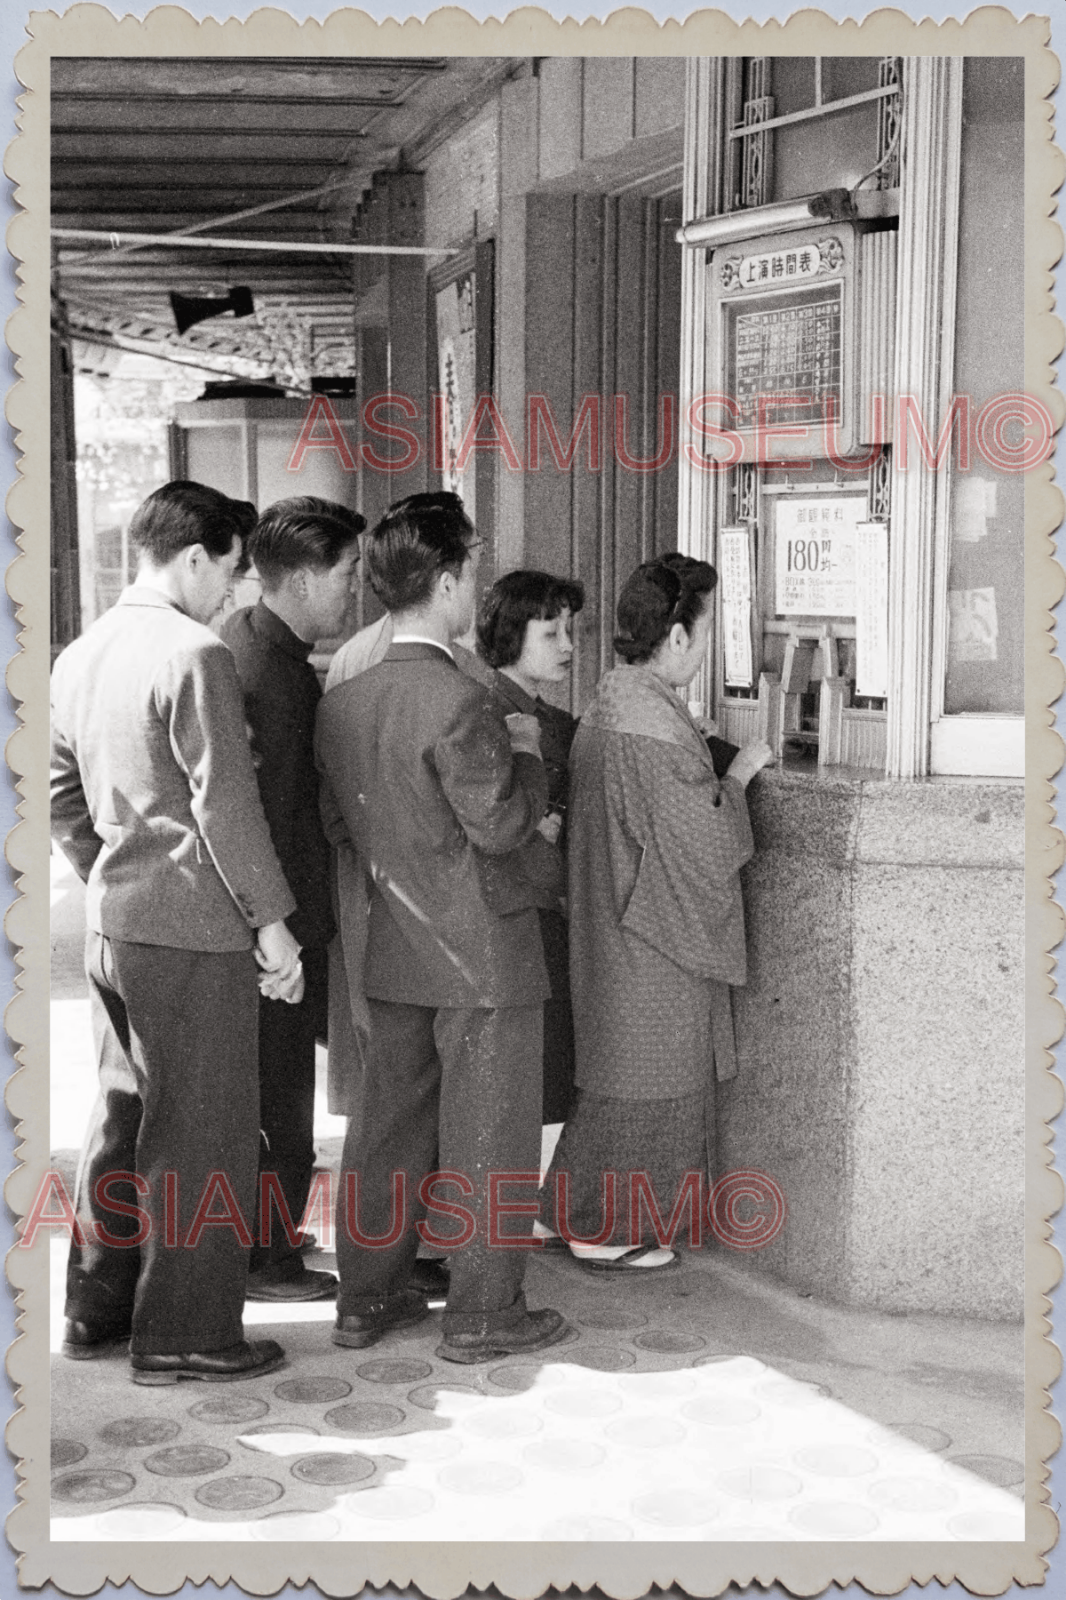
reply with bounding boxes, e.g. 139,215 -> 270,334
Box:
316,492 -> 570,1363
220,497 -> 364,1302
50,481 -> 302,1384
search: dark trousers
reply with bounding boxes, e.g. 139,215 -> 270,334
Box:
336,999 -> 543,1337
250,944 -> 326,1271
65,932 -> 260,1355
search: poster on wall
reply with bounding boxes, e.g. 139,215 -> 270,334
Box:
435,271 -> 477,526
855,520 -> 890,697
774,495 -> 866,615
718,526 -> 754,687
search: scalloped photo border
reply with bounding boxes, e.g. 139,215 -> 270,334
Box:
3,5 -> 1062,1594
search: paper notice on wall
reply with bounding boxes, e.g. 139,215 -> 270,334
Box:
952,475 -> 997,543
719,527 -> 753,687
948,587 -> 999,662
774,496 -> 866,615
854,521 -> 889,697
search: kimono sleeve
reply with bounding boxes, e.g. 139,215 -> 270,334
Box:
619,738 -> 754,979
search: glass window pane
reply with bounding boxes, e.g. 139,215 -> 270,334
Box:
943,58 -> 1024,716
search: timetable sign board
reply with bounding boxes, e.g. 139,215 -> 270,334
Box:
775,497 -> 867,616
733,292 -> 843,428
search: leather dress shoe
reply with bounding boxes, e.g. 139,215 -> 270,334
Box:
245,1264 -> 338,1302
61,1317 -> 132,1360
409,1257 -> 450,1297
130,1338 -> 285,1386
436,1307 -> 571,1365
332,1289 -> 429,1350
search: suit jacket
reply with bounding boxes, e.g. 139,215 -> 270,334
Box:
219,600 -> 335,950
316,641 -> 550,1008
50,586 -> 296,951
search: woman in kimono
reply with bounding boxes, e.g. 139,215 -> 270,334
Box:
476,569 -> 585,1123
542,554 -> 772,1270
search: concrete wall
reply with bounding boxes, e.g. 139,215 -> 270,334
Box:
721,768 -> 1025,1320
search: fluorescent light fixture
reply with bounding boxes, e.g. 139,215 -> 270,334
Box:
676,190 -> 855,250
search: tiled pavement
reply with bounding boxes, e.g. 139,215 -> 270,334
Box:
49,1233 -> 1025,1543
49,851 -> 1026,1543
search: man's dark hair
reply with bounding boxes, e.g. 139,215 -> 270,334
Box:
476,569 -> 586,669
249,497 -> 366,589
365,492 -> 476,612
129,481 -> 257,571
614,553 -> 717,664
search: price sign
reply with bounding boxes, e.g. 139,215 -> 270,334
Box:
719,527 -> 753,687
774,496 -> 866,616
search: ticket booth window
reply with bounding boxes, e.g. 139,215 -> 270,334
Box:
678,54 -> 1026,779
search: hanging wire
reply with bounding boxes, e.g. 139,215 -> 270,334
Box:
850,60 -> 904,203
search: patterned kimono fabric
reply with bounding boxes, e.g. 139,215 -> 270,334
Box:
545,665 -> 755,1249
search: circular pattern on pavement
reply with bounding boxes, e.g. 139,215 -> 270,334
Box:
237,1423 -> 319,1450
560,1346 -> 635,1372
275,1377 -> 351,1404
794,1445 -> 879,1478
632,1488 -> 721,1527
251,1510 -> 342,1540
144,1445 -> 230,1478
947,1454 -> 1024,1488
789,1501 -> 880,1538
887,1422 -> 951,1452
52,1469 -> 136,1504
523,1438 -> 606,1471
486,1366 -> 541,1393
50,1440 -> 88,1470
325,1402 -> 405,1434
682,1395 -> 761,1427
390,1432 -> 462,1463
633,1329 -> 706,1354
343,1485 -> 435,1519
438,1460 -> 524,1494
541,1515 -> 633,1540
291,1452 -> 376,1486
194,1475 -> 284,1511
624,1371 -> 696,1399
99,1418 -> 181,1449
715,1466 -> 804,1501
756,1377 -> 832,1407
460,1407 -> 543,1440
190,1396 -> 269,1424
692,1354 -> 763,1376
577,1308 -> 649,1331
707,1524 -> 791,1541
868,1477 -> 959,1513
604,1416 -> 686,1449
408,1381 -> 485,1411
543,1388 -> 621,1419
93,1503 -> 187,1539
356,1359 -> 433,1385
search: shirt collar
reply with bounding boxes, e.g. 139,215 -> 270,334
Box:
392,632 -> 454,661
252,598 -> 314,661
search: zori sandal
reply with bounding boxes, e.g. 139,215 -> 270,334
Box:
571,1242 -> 679,1273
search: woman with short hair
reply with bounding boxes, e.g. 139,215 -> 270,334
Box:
542,554 -> 771,1271
476,569 -> 585,1124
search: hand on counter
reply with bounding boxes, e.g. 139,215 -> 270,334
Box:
726,739 -> 774,789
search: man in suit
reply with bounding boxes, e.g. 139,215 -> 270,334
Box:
50,480 -> 302,1384
220,497 -> 365,1303
316,492 -> 569,1363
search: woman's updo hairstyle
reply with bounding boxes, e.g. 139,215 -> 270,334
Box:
614,553 -> 717,664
